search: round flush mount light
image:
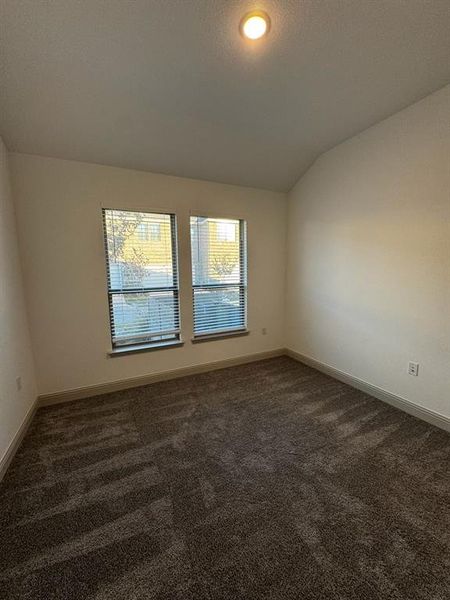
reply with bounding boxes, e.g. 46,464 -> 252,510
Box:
239,10 -> 271,40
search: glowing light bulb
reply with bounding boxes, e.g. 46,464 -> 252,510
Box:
240,11 -> 270,40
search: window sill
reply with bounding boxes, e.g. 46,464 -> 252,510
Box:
108,339 -> 184,357
191,329 -> 249,344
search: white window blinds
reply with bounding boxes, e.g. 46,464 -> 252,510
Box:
103,209 -> 180,348
190,216 -> 247,337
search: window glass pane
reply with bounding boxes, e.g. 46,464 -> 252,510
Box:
104,210 -> 175,290
193,287 -> 245,335
103,209 -> 180,348
110,291 -> 179,346
190,217 -> 242,286
190,216 -> 247,336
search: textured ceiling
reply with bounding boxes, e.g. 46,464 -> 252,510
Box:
0,0 -> 449,191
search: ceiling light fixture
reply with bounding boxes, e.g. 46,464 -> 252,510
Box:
239,11 -> 271,40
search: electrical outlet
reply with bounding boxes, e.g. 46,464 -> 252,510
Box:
408,362 -> 419,377
16,376 -> 22,391
261,328 -> 267,335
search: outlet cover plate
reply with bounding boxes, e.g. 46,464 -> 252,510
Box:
408,362 -> 419,376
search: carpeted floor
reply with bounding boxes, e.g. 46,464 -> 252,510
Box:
0,357 -> 449,600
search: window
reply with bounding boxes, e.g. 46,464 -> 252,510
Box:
137,222 -> 161,242
137,222 -> 146,241
216,221 -> 236,242
149,223 -> 161,241
190,216 -> 247,337
103,209 -> 180,349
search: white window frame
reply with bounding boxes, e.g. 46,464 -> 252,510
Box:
190,216 -> 248,341
102,208 -> 181,353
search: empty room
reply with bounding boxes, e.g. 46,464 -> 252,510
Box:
0,1 -> 449,599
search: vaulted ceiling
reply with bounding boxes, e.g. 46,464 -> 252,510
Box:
1,1 -> 449,191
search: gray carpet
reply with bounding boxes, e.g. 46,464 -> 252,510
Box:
0,357 -> 449,599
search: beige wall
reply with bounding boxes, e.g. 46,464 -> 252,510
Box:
10,155 -> 287,395
0,137 -> 37,462
286,85 -> 450,418
5,85 -> 448,424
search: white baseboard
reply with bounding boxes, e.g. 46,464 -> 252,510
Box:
286,348 -> 450,433
0,398 -> 38,482
38,348 -> 285,407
